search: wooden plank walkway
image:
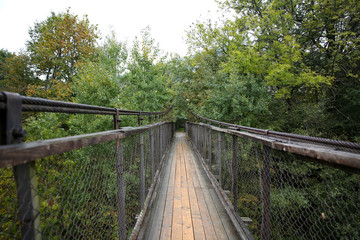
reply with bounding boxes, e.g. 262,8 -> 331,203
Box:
141,132 -> 239,240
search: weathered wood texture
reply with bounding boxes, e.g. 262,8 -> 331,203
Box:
142,132 -> 239,239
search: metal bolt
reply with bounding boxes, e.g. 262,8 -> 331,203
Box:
13,128 -> 27,138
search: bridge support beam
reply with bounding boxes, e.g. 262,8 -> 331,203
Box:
159,125 -> 163,162
116,140 -> 126,240
232,135 -> 239,213
140,133 -> 145,209
150,128 -> 155,180
0,92 -> 41,240
208,127 -> 212,167
217,132 -> 222,187
261,145 -> 271,240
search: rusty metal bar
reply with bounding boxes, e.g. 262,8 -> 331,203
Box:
154,126 -> 159,172
208,128 -> 212,166
191,112 -> 360,151
191,122 -> 360,170
150,128 -> 155,180
260,145 -> 271,240
138,115 -> 143,126
0,91 -> 172,117
232,135 -> 239,213
114,108 -> 119,129
217,132 -> 222,187
140,133 -> 145,209
159,125 -> 163,162
116,139 -> 126,240
1,92 -> 41,240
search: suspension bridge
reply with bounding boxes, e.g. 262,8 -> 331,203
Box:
1,91 -> 359,239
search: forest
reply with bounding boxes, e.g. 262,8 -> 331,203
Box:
0,0 -> 359,239
0,0 -> 359,142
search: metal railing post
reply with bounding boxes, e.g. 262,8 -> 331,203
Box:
0,92 -> 41,240
197,125 -> 200,151
116,139 -> 126,240
217,132 -> 222,187
159,125 -> 163,161
140,133 -> 145,209
150,127 -> 155,180
138,114 -> 143,126
232,135 -> 239,213
155,126 -> 159,171
113,108 -> 119,129
208,127 -> 212,167
202,126 -> 206,158
261,145 -> 271,240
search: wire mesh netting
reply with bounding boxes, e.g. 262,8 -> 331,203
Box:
0,123 -> 174,239
186,122 -> 360,240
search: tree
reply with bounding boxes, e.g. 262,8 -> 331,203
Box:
27,9 -> 98,89
126,27 -> 171,112
0,50 -> 37,94
221,0 -> 360,139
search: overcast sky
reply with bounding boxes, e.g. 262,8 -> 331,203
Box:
0,0 -> 223,56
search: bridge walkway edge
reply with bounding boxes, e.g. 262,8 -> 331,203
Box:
138,132 -> 243,240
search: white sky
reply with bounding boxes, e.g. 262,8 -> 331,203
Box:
0,0 -> 223,56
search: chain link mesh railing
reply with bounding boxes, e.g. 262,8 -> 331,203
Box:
0,122 -> 174,240
186,122 -> 360,240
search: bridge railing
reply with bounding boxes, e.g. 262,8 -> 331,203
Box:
186,121 -> 360,240
0,92 -> 174,239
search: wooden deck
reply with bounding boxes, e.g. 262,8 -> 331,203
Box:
140,132 -> 239,239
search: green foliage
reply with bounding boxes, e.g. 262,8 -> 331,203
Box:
220,0 -> 360,139
0,50 -> 37,94
126,27 -> 171,112
26,8 -> 98,95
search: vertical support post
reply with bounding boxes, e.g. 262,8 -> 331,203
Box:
261,145 -> 271,240
113,108 -> 119,130
148,115 -> 152,124
154,126 -> 159,171
0,92 -> 41,240
196,125 -> 200,150
204,126 -> 207,158
150,127 -> 154,180
198,125 -> 203,155
139,133 -> 145,209
232,135 -> 239,213
159,125 -> 163,161
217,132 -> 222,187
116,139 -> 126,240
208,127 -> 212,167
138,114 -> 142,126
202,126 -> 206,158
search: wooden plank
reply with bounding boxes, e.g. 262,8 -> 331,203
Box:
0,122 -> 169,168
179,139 -> 194,240
146,132 -> 244,240
144,141 -> 175,239
195,187 -> 217,240
209,189 -> 239,240
0,131 -> 126,167
181,137 -> 206,240
160,139 -> 177,239
188,187 -> 206,240
182,186 -> 194,239
183,142 -> 200,188
197,123 -> 360,170
202,187 -> 228,239
189,147 -> 212,189
190,146 -> 230,240
172,142 -> 183,240
160,185 -> 174,239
